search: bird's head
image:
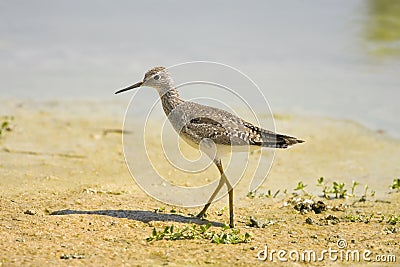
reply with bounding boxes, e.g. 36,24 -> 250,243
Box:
115,66 -> 172,94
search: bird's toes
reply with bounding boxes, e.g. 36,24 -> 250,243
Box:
196,212 -> 207,219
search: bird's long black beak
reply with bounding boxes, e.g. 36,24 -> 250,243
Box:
115,81 -> 143,94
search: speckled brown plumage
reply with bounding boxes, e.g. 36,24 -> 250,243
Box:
144,66 -> 166,81
116,66 -> 305,228
162,88 -> 304,150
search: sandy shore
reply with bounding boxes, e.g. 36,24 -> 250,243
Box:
0,99 -> 399,266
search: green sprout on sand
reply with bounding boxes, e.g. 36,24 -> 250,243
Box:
332,181 -> 347,199
246,191 -> 256,199
154,206 -> 165,213
351,181 -> 360,196
0,116 -> 13,138
211,226 -> 251,244
316,178 -> 361,199
146,223 -> 251,244
345,213 -> 374,224
364,184 -> 375,197
247,189 -> 281,199
170,208 -> 177,213
316,177 -> 330,199
249,177 -> 376,200
386,214 -> 400,225
216,207 -> 226,216
294,181 -> 308,195
360,185 -> 375,202
390,178 -> 400,191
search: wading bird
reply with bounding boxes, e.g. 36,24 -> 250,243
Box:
115,67 -> 304,227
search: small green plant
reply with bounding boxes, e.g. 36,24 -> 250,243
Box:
294,181 -> 308,195
216,207 -> 226,216
316,178 -> 365,199
0,116 -> 13,138
345,213 -> 374,224
346,214 -> 357,222
361,185 -> 375,201
247,191 -> 256,199
332,181 -> 347,199
317,177 -> 324,185
351,181 -> 360,196
259,190 -> 272,198
386,214 -> 400,225
147,225 -> 188,241
146,224 -> 211,242
146,223 -> 251,244
390,178 -> 400,191
247,189 -> 281,199
259,189 -> 280,198
316,177 -> 330,199
211,227 -> 251,244
154,206 -> 165,213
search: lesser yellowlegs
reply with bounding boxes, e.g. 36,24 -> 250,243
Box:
115,66 -> 304,227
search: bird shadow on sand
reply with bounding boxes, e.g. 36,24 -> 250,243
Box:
50,209 -> 224,227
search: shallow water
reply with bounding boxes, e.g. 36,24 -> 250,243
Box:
0,1 -> 399,136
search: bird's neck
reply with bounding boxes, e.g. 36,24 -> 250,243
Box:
159,87 -> 184,115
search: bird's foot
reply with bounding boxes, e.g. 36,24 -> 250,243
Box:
229,215 -> 235,228
196,212 -> 207,219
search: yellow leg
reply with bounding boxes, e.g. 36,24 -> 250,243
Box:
196,171 -> 225,218
197,159 -> 234,228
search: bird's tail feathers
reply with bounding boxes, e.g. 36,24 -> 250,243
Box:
261,131 -> 304,149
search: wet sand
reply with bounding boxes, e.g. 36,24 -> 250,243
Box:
0,99 -> 399,266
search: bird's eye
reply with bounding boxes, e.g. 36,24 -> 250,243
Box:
154,74 -> 160,80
